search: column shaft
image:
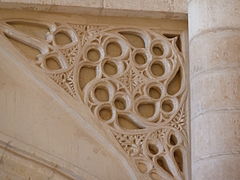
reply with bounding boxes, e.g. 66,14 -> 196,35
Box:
189,0 -> 240,179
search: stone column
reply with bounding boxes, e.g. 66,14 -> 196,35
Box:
189,0 -> 240,179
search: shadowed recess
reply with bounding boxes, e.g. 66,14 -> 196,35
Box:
167,68 -> 181,95
162,99 -> 173,113
169,133 -> 178,146
151,62 -> 164,77
103,61 -> 117,75
46,57 -> 61,70
152,43 -> 164,56
55,32 -> 72,46
148,143 -> 159,155
157,156 -> 173,176
99,106 -> 112,121
7,21 -> 49,41
149,86 -> 161,99
106,42 -> 122,57
138,103 -> 155,118
119,32 -> 145,48
135,52 -> 147,65
118,115 -> 142,129
94,86 -> 109,102
114,97 -> 126,110
79,66 -> 96,89
87,48 -> 100,62
174,149 -> 183,172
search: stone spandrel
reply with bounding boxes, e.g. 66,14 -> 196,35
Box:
0,18 -> 189,180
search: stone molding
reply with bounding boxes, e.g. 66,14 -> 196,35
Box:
0,0 -> 187,20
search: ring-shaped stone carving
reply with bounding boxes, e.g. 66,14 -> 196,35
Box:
101,58 -> 125,78
83,44 -> 104,63
102,35 -> 129,59
151,39 -> 171,58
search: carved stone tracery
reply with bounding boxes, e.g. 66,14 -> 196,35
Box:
0,19 -> 188,180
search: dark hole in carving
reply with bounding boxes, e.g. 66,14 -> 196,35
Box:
157,156 -> 173,176
135,53 -> 147,65
149,86 -> 161,99
162,99 -> 173,113
87,48 -> 100,62
99,107 -> 112,121
168,68 -> 182,95
55,31 -> 72,45
46,57 -> 61,70
104,61 -> 117,76
170,133 -> 178,146
94,86 -> 109,102
79,66 -> 96,89
152,43 -> 164,56
138,103 -> 155,118
151,62 -> 164,77
106,42 -> 122,57
174,149 -> 183,172
148,143 -> 158,155
114,97 -> 126,110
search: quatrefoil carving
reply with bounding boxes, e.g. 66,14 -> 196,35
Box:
0,19 -> 188,180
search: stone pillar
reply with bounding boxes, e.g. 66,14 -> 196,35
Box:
189,0 -> 240,179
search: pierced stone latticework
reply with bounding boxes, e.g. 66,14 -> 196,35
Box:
0,19 -> 188,180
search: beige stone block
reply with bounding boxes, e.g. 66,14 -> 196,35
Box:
189,0 -> 240,39
192,155 -> 240,180
104,0 -> 187,13
190,31 -> 240,78
0,0 -> 103,8
191,69 -> 240,117
0,0 -> 187,19
191,111 -> 240,161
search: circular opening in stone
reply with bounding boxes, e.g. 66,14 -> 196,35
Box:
149,86 -> 161,99
106,42 -> 122,57
46,57 -> 61,70
99,106 -> 112,121
94,86 -> 109,102
148,143 -> 159,155
152,43 -> 164,56
162,99 -> 173,113
54,31 -> 72,46
135,52 -> 147,65
87,48 -> 100,62
114,97 -> 126,110
138,102 -> 155,118
151,62 -> 164,77
103,61 -> 117,76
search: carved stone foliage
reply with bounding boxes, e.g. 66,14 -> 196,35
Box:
0,19 -> 188,180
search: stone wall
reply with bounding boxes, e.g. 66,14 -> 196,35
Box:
0,0 -> 187,19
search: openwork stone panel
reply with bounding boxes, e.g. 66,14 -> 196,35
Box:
0,19 -> 188,180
